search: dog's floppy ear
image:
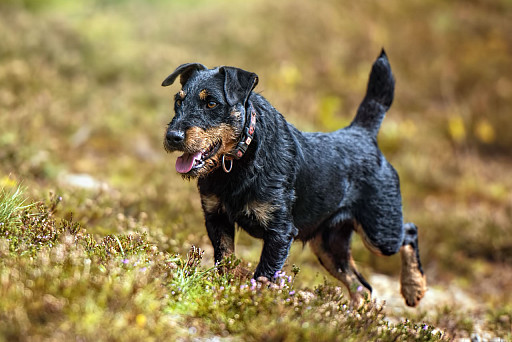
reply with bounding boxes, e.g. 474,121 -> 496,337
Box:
219,66 -> 259,107
162,63 -> 207,87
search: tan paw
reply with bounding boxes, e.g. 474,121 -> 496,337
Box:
400,245 -> 427,307
401,273 -> 426,307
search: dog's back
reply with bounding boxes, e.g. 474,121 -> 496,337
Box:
291,50 -> 402,248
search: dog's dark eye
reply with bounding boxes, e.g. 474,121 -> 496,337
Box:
207,101 -> 217,109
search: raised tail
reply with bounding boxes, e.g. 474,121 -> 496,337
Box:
350,49 -> 395,136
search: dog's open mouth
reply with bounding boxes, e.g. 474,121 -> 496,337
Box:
175,141 -> 221,174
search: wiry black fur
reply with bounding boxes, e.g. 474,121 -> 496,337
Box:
162,50 -> 424,302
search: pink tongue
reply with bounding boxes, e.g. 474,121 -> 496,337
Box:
176,151 -> 202,174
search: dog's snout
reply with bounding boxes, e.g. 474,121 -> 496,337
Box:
166,130 -> 185,145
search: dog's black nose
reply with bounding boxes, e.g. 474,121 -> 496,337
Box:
166,130 -> 185,144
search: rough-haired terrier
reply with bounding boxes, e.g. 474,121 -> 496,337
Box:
162,50 -> 427,307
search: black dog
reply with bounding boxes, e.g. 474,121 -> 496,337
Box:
162,50 -> 426,307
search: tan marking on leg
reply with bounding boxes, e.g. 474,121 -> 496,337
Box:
243,201 -> 277,227
216,236 -> 236,276
309,234 -> 371,307
201,194 -> 224,214
199,89 -> 208,100
400,244 -> 427,307
219,234 -> 234,256
354,224 -> 384,256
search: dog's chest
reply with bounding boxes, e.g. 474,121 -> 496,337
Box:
200,193 -> 276,237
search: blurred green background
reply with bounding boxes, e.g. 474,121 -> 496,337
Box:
1,0 -> 511,310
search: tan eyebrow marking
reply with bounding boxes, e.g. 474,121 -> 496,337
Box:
179,90 -> 186,99
199,89 -> 208,100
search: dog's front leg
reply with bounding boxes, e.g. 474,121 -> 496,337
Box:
200,194 -> 235,264
204,211 -> 253,279
204,211 -> 235,264
253,225 -> 296,280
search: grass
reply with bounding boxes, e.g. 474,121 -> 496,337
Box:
1,0 -> 511,340
0,185 -> 32,230
0,191 -> 447,341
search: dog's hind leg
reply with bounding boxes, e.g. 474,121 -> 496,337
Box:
399,222 -> 427,307
309,220 -> 372,307
355,220 -> 427,307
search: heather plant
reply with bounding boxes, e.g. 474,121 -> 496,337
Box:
0,190 -> 448,341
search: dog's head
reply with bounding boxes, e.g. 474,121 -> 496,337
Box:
162,63 -> 258,178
